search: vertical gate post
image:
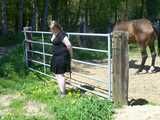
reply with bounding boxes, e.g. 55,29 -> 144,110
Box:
23,27 -> 32,67
112,31 -> 129,105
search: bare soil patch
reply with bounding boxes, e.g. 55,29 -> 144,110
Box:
0,94 -> 20,117
70,56 -> 160,104
114,105 -> 160,120
24,100 -> 55,119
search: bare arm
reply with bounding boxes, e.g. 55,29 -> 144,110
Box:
62,36 -> 73,57
51,34 -> 56,42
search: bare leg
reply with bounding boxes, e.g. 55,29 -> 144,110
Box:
136,47 -> 148,74
55,74 -> 66,95
148,44 -> 156,73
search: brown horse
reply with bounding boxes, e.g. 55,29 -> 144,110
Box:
113,18 -> 160,73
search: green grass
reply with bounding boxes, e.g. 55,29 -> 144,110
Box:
0,45 -> 113,120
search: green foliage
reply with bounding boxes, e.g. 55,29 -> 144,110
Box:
2,0 -> 160,34
55,96 -> 113,120
0,32 -> 24,46
74,50 -> 107,60
0,45 -> 27,78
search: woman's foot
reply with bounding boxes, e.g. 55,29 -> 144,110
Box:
59,91 -> 66,98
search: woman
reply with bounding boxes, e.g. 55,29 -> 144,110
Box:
50,20 -> 72,97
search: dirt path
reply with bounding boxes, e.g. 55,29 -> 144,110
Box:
114,105 -> 160,120
128,56 -> 160,104
71,55 -> 160,120
71,55 -> 160,104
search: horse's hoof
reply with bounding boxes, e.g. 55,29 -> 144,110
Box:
141,70 -> 147,74
135,70 -> 147,75
148,66 -> 156,73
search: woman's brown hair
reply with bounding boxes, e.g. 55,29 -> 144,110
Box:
50,20 -> 62,31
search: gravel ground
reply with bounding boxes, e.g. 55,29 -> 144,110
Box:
128,56 -> 160,104
114,105 -> 160,120
71,56 -> 160,104
71,55 -> 160,120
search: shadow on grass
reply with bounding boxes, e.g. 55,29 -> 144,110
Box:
66,84 -> 95,95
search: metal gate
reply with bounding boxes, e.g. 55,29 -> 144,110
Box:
23,28 -> 112,99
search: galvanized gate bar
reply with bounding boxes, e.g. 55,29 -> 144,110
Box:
25,40 -> 109,53
23,28 -> 112,99
27,49 -> 107,68
23,30 -> 110,37
42,33 -> 46,73
107,34 -> 112,99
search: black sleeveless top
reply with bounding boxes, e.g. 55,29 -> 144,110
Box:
50,31 -> 71,74
52,32 -> 68,56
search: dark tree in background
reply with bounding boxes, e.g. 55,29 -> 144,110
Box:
1,0 -> 160,34
31,0 -> 38,31
41,0 -> 49,31
18,0 -> 24,32
50,0 -> 59,21
146,0 -> 159,21
1,0 -> 8,34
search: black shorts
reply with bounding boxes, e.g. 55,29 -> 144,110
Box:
50,54 -> 71,74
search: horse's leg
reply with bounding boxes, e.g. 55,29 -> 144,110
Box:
148,43 -> 156,73
136,46 -> 148,74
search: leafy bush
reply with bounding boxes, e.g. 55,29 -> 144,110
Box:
0,32 -> 24,46
73,50 -> 107,60
55,96 -> 113,120
0,45 -> 28,78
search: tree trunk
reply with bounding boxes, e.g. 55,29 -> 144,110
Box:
51,0 -> 59,21
79,0 -> 88,47
31,0 -> 38,31
140,0 -> 145,17
41,0 -> 49,31
146,0 -> 158,21
124,0 -> 128,20
15,1 -> 19,32
84,0 -> 89,30
72,0 -> 81,30
79,16 -> 87,47
64,0 -> 69,30
114,6 -> 118,22
18,0 -> 24,32
1,0 -> 8,34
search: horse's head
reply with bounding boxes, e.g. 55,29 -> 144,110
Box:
152,19 -> 160,33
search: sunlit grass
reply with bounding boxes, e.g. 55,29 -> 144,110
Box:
0,45 -> 113,120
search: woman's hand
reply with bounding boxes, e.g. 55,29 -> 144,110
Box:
62,36 -> 73,58
51,34 -> 56,42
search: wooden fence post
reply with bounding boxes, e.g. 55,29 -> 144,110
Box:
112,31 -> 129,105
23,27 -> 32,67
